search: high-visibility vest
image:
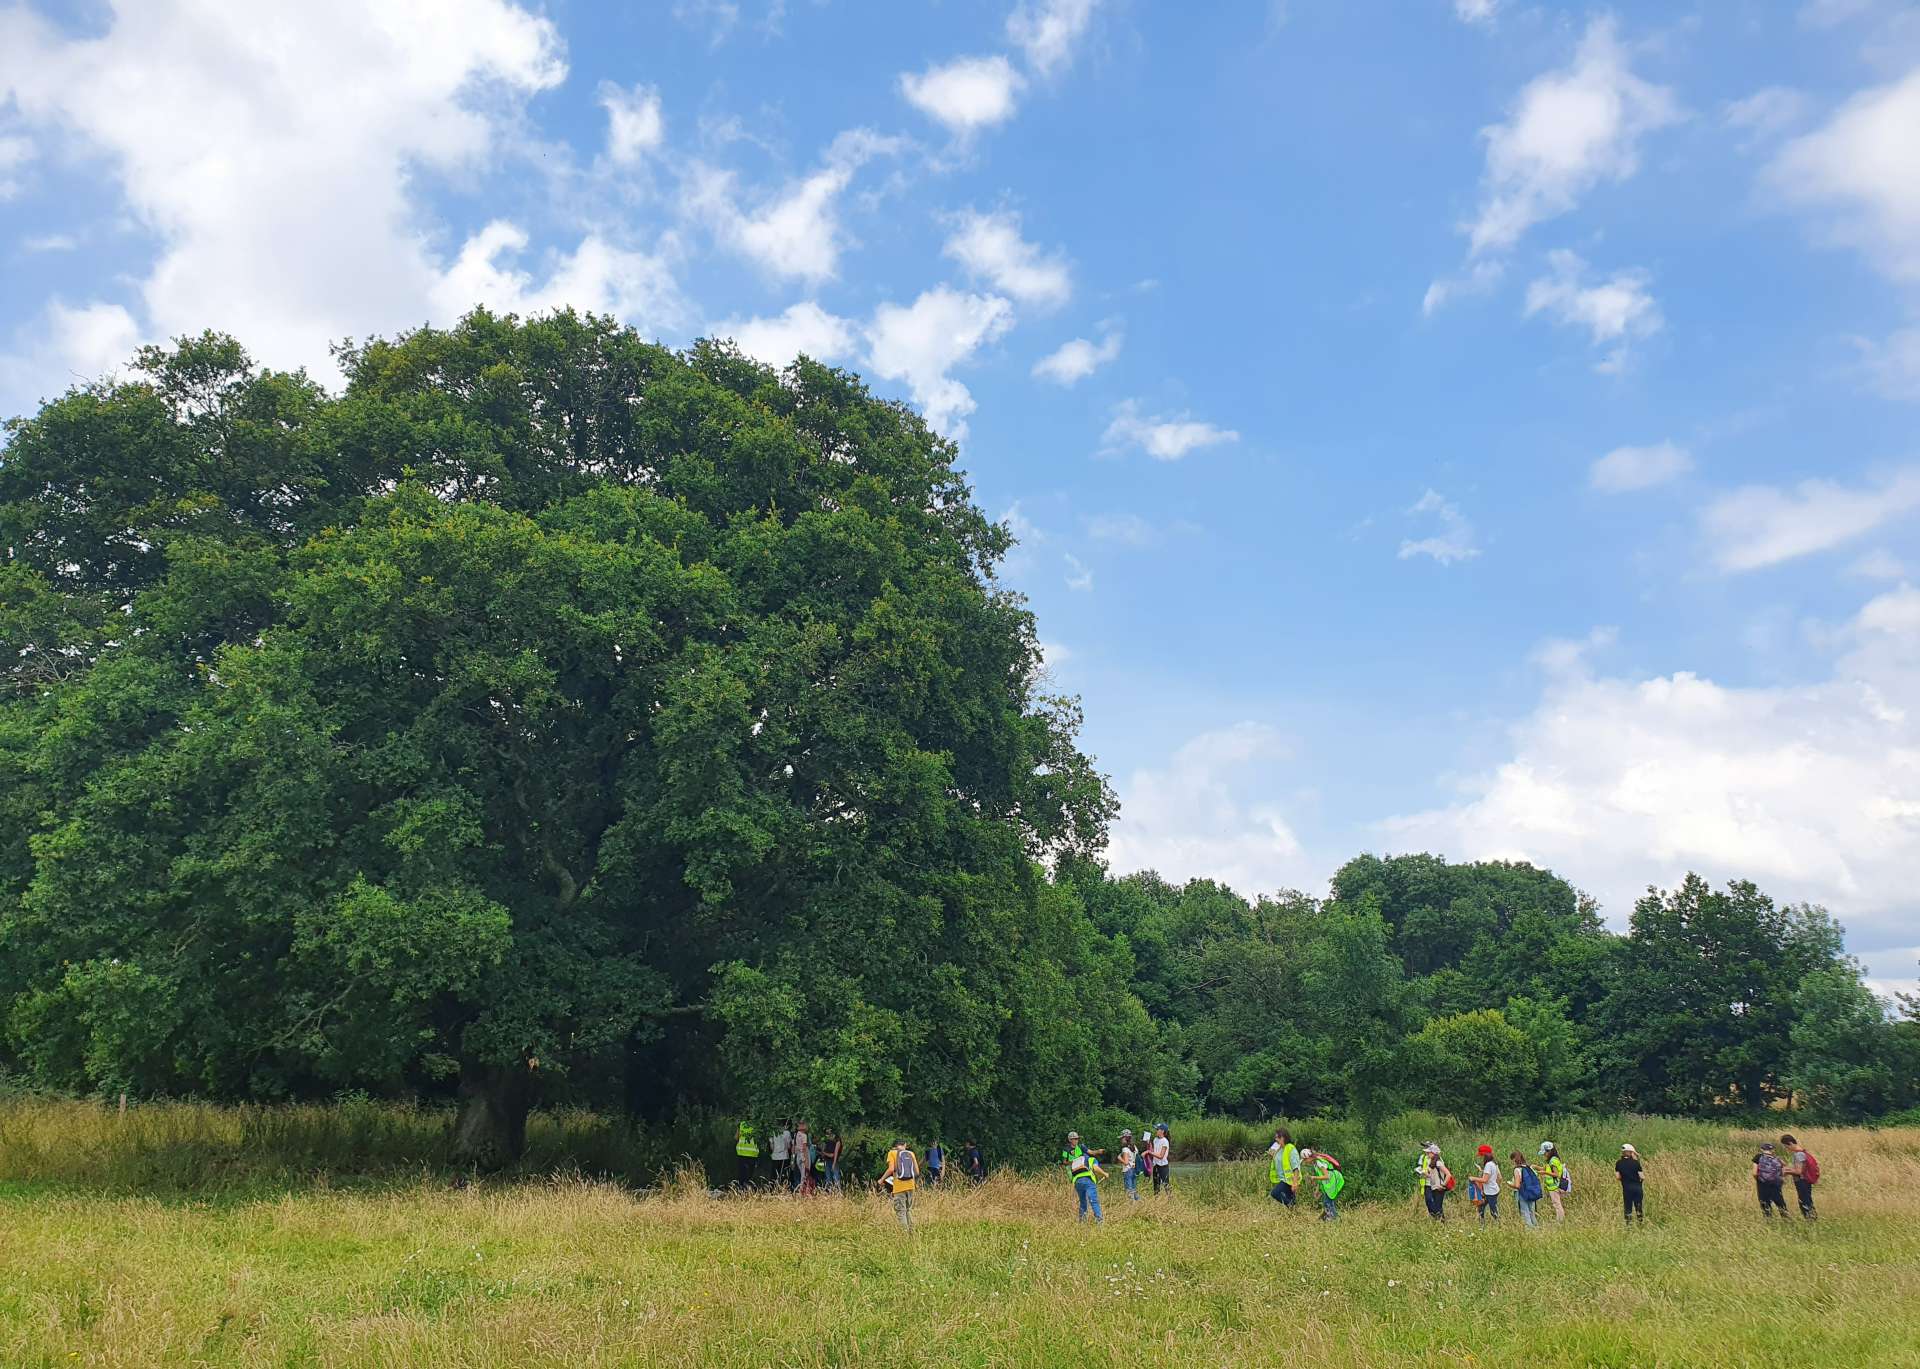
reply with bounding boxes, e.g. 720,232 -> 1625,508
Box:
1268,1144 -> 1299,1186
736,1124 -> 759,1158
1063,1145 -> 1093,1180
1544,1155 -> 1566,1191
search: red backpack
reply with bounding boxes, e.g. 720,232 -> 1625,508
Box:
1800,1149 -> 1821,1185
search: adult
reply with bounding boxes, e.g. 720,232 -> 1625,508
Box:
1510,1150 -> 1542,1228
1268,1129 -> 1301,1208
1472,1143 -> 1501,1222
1062,1131 -> 1107,1224
1119,1130 -> 1141,1203
1753,1142 -> 1787,1218
793,1121 -> 812,1194
734,1120 -> 760,1190
884,1139 -> 919,1232
963,1139 -> 985,1184
1616,1143 -> 1646,1224
1538,1142 -> 1568,1223
770,1121 -> 793,1190
926,1138 -> 945,1187
1781,1134 -> 1818,1220
1300,1147 -> 1343,1220
1151,1124 -> 1172,1194
1420,1143 -> 1450,1220
821,1129 -> 843,1191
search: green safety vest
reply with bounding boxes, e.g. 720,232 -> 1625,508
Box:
1312,1158 -> 1344,1198
1063,1145 -> 1093,1181
1544,1155 -> 1565,1191
736,1124 -> 759,1158
1268,1144 -> 1299,1186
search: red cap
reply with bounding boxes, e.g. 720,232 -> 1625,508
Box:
1477,1144 -> 1493,1156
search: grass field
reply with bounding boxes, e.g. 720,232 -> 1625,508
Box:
3,1104 -> 1918,1367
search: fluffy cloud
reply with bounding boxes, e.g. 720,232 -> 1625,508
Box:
1101,399 -> 1238,460
1007,0 -> 1099,77
1421,259 -> 1504,316
600,82 -> 665,164
685,129 -> 900,284
1384,591 -> 1920,982
1105,723 -> 1319,897
1033,328 -> 1122,384
1768,68 -> 1920,282
1524,249 -> 1662,372
1063,551 -> 1094,591
1702,469 -> 1920,573
1453,0 -> 1499,25
864,286 -> 1014,441
899,56 -> 1025,136
943,209 -> 1072,308
432,221 -> 682,327
1399,489 -> 1481,565
0,0 -> 582,383
1468,18 -> 1680,256
711,301 -> 856,367
1590,441 -> 1693,493
0,299 -> 142,412
1723,86 -> 1810,147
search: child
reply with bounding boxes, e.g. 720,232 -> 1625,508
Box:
1753,1142 -> 1787,1217
1510,1150 -> 1542,1227
1119,1130 -> 1141,1202
1538,1142 -> 1568,1222
1616,1143 -> 1645,1224
1421,1144 -> 1451,1220
1472,1143 -> 1501,1221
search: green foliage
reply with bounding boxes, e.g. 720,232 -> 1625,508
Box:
1405,1009 -> 1536,1123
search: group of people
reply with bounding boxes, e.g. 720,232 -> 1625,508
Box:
732,1119 -> 848,1193
1063,1123 -> 1184,1223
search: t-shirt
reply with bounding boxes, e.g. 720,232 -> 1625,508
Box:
1153,1136 -> 1170,1166
794,1130 -> 809,1162
1481,1160 -> 1501,1195
1425,1158 -> 1447,1190
1268,1142 -> 1300,1182
1791,1149 -> 1809,1176
928,1144 -> 943,1169
1120,1145 -> 1137,1168
1616,1155 -> 1643,1186
771,1130 -> 792,1162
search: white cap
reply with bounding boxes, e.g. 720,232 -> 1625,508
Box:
1621,1143 -> 1636,1153
1538,1141 -> 1554,1154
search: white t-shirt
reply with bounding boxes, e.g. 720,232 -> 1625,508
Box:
1153,1136 -> 1170,1166
794,1130 -> 809,1161
1481,1159 -> 1501,1195
771,1130 -> 792,1162
1120,1145 -> 1136,1168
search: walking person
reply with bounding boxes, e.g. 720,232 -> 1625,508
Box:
1119,1130 -> 1141,1203
734,1120 -> 760,1190
963,1138 -> 985,1184
793,1121 -> 812,1195
1538,1142 -> 1568,1222
1420,1143 -> 1451,1220
1268,1128 -> 1301,1208
1616,1143 -> 1646,1224
1151,1124 -> 1172,1194
1300,1147 -> 1343,1220
821,1129 -> 843,1191
1781,1134 -> 1819,1220
884,1139 -> 919,1232
1510,1151 -> 1542,1227
770,1121 -> 793,1191
926,1138 -> 945,1187
1753,1142 -> 1788,1217
1472,1144 -> 1501,1222
1062,1131 -> 1107,1224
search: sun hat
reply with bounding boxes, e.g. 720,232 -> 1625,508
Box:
1477,1144 -> 1493,1156
1425,1142 -> 1441,1155
1538,1141 -> 1554,1154
1067,1131 -> 1080,1141
1621,1143 -> 1636,1153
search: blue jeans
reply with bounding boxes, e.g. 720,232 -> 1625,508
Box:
1320,1192 -> 1337,1220
1123,1170 -> 1139,1201
823,1161 -> 840,1189
1076,1175 -> 1103,1222
1479,1192 -> 1500,1221
1517,1196 -> 1538,1226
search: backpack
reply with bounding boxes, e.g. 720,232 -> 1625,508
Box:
1800,1150 -> 1820,1185
1518,1165 -> 1544,1202
1755,1153 -> 1784,1184
895,1149 -> 918,1181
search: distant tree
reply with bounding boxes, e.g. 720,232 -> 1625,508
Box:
1405,1009 -> 1538,1123
1785,967 -> 1907,1122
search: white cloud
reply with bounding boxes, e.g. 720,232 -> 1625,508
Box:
1850,549 -> 1907,580
0,132 -> 30,198
899,55 -> 1024,136
1385,592 -> 1920,972
1422,258 -> 1504,316
1857,327 -> 1920,400
1399,489 -> 1481,565
1468,18 -> 1680,256
0,0 -> 613,383
1063,551 -> 1094,591
1106,723 -> 1319,897
432,221 -> 681,327
1590,440 -> 1693,493
1524,249 -> 1662,372
863,286 -> 1014,441
21,232 -> 76,253
1085,512 -> 1158,547
685,129 -> 900,285
1101,399 -> 1238,460
673,0 -> 741,47
942,209 -> 1072,308
600,82 -> 665,165
1454,0 -> 1499,25
1702,468 -> 1920,573
1037,638 -> 1073,671
1723,86 -> 1810,147
1007,0 -> 1099,77
711,301 -> 856,368
1767,68 -> 1920,282
1033,328 -> 1122,384
0,298 -> 144,412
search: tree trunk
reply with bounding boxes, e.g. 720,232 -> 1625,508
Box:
452,1061 -> 534,1169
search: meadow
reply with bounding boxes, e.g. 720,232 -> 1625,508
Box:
3,1101 -> 1918,1367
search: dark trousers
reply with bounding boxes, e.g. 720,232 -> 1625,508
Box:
1152,1164 -> 1170,1193
1758,1179 -> 1786,1215
1271,1180 -> 1296,1206
736,1155 -> 756,1188
1425,1188 -> 1446,1219
1622,1183 -> 1644,1222
1794,1177 -> 1816,1218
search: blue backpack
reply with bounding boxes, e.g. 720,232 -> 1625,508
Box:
1518,1164 -> 1544,1202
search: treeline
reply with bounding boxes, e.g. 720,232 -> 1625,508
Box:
1,315 -> 1913,1169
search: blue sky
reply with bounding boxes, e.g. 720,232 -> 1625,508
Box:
3,0 -> 1919,991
